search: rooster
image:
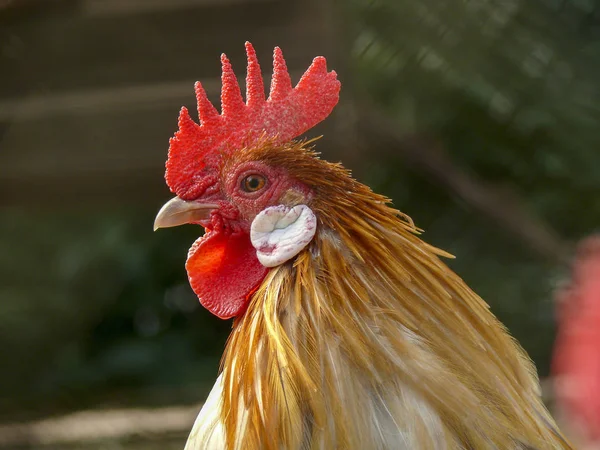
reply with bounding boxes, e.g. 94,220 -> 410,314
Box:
154,42 -> 572,450
553,236 -> 600,448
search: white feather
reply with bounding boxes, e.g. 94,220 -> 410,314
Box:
184,375 -> 247,450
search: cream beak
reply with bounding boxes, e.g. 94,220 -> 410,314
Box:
153,197 -> 218,231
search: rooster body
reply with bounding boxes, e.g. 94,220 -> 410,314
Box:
154,43 -> 572,450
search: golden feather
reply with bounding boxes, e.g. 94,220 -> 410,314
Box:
187,140 -> 572,450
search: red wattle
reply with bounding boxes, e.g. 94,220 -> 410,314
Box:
185,230 -> 268,319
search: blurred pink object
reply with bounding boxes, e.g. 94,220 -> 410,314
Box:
553,236 -> 600,443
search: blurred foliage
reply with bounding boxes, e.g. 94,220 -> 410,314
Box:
1,0 -> 600,435
0,209 -> 229,420
348,0 -> 600,239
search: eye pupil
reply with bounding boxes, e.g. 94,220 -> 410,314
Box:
242,174 -> 266,192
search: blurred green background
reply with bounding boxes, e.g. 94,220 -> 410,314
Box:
0,0 -> 598,448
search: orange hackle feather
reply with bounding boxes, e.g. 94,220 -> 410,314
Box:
182,140 -> 574,450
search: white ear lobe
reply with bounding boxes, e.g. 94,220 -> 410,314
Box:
250,205 -> 317,268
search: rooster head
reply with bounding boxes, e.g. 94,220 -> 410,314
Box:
154,43 -> 340,319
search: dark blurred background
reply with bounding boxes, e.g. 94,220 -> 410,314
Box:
0,0 -> 598,448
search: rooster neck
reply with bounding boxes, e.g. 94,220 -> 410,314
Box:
181,144 -> 571,449
213,210 -> 570,450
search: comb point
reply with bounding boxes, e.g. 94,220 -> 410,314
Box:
194,81 -> 219,123
220,53 -> 244,117
245,41 -> 265,108
308,56 -> 328,74
177,107 -> 198,132
296,56 -> 338,95
269,46 -> 292,101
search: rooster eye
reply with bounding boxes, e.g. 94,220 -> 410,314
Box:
241,174 -> 266,193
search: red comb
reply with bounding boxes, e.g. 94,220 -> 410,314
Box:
165,42 -> 341,199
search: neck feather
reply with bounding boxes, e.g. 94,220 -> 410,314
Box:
218,197 -> 566,450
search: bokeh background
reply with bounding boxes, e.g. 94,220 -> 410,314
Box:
1,0 -> 599,448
